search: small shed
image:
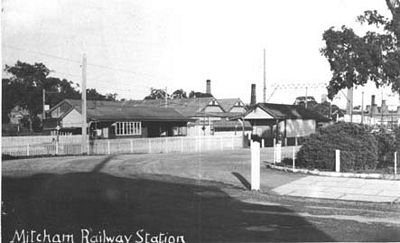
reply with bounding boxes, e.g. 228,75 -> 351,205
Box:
244,103 -> 331,141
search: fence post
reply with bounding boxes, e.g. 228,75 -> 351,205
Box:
335,149 -> 340,172
273,139 -> 276,163
26,144 -> 30,156
292,146 -> 295,169
107,140 -> 111,155
148,139 -> 152,154
251,141 -> 260,191
56,142 -> 59,155
181,137 -> 184,153
276,141 -> 282,163
295,136 -> 298,146
261,139 -> 265,148
395,152 -> 397,175
130,140 -> 134,153
284,137 -> 287,147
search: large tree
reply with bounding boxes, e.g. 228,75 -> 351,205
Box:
3,61 -> 117,131
321,0 -> 400,99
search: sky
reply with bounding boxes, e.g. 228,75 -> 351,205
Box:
2,0 -> 399,109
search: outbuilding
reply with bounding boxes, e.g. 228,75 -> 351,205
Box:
244,103 -> 331,145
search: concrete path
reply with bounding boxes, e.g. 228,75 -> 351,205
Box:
272,175 -> 400,203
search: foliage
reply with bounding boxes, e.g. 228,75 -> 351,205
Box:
296,122 -> 378,172
373,129 -> 396,168
2,61 -> 117,131
171,89 -> 187,99
307,101 -> 344,121
144,88 -> 212,99
320,0 -> 400,99
144,88 -> 168,100
188,91 -> 213,98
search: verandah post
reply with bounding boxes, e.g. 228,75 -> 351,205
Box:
292,146 -> 295,169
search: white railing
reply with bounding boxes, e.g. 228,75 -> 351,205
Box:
2,135 -> 243,157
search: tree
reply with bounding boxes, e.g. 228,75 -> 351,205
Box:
188,91 -> 213,98
144,88 -> 168,100
3,61 -> 118,131
321,0 -> 400,99
171,89 -> 187,99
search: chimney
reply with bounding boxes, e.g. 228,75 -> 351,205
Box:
250,84 -> 257,105
321,94 -> 327,103
206,79 -> 211,94
381,100 -> 388,114
370,95 -> 376,116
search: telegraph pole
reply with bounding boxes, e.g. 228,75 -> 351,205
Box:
361,91 -> 364,124
42,89 -> 46,120
82,54 -> 87,154
263,49 -> 266,103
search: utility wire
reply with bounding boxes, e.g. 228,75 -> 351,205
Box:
4,44 -> 165,78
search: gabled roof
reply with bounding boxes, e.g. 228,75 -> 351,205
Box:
248,103 -> 331,122
49,99 -> 191,122
127,97 -> 226,117
217,98 -> 244,112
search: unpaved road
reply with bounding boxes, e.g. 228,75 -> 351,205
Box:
2,150 -> 400,242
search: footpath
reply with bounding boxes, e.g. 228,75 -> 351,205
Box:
267,171 -> 400,203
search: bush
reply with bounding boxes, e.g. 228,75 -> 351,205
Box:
296,122 -> 378,172
373,130 -> 396,168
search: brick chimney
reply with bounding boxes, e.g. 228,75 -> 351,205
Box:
206,79 -> 211,94
370,95 -> 378,116
250,84 -> 256,105
381,100 -> 388,114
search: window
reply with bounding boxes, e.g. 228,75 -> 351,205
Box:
115,121 -> 141,136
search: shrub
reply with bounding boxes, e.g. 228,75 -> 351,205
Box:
296,122 -> 378,172
373,130 -> 396,168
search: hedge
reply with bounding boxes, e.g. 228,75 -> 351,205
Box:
296,122 -> 378,172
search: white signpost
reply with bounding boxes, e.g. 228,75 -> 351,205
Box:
335,149 -> 341,172
251,141 -> 260,191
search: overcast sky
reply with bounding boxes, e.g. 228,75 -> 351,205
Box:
2,0 -> 399,108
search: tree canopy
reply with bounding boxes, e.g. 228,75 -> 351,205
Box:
321,0 -> 400,99
2,61 -> 117,130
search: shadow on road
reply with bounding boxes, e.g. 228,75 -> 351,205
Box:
232,172 -> 251,190
2,164 -> 334,242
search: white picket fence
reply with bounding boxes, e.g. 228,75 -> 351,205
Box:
2,135 -> 243,157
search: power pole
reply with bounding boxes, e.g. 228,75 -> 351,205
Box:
42,89 -> 46,120
82,53 -> 87,154
263,49 -> 266,103
361,91 -> 364,124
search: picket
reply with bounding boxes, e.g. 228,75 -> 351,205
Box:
2,135 -> 243,157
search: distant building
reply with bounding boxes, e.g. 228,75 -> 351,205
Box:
343,95 -> 400,127
294,96 -> 316,106
244,103 -> 331,142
